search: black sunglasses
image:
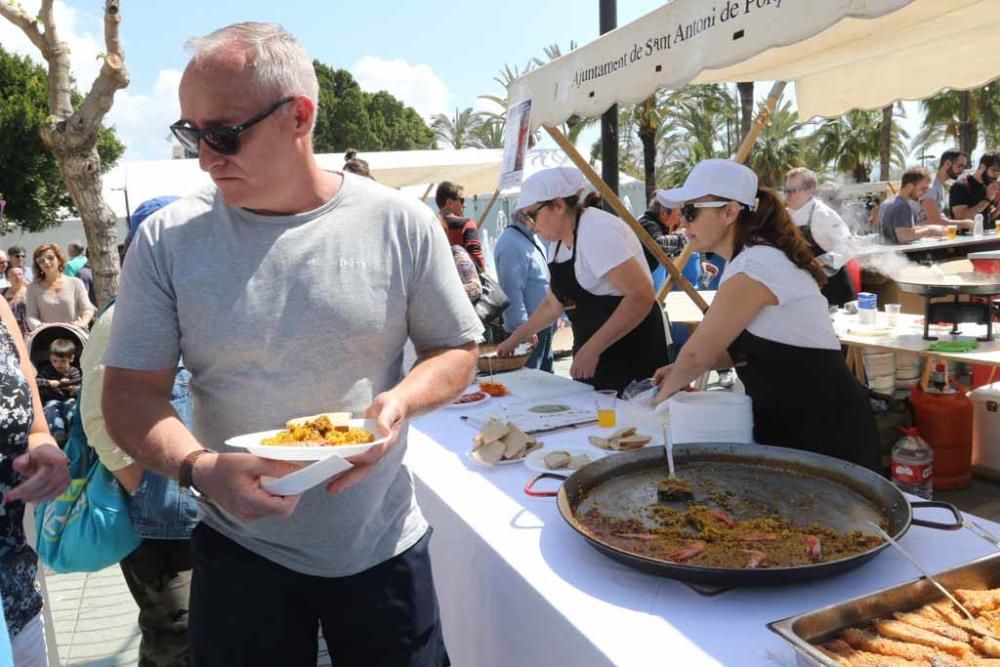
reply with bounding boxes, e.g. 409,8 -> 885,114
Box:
680,201 -> 730,223
169,96 -> 295,156
524,201 -> 553,226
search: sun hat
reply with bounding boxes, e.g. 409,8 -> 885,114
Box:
656,159 -> 758,209
129,196 -> 180,238
515,167 -> 585,211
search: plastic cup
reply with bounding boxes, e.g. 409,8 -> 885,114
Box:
595,390 -> 617,428
947,224 -> 958,240
885,303 -> 901,327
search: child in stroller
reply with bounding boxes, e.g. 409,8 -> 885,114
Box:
36,338 -> 81,443
27,323 -> 88,445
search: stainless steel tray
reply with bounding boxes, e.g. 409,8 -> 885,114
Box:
768,553 -> 1000,667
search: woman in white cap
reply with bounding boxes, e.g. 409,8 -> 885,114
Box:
497,167 -> 670,393
652,159 -> 879,471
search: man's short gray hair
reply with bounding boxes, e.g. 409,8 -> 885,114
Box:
786,167 -> 818,192
186,22 -> 319,115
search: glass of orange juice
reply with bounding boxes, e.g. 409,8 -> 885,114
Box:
947,224 -> 958,240
595,390 -> 617,428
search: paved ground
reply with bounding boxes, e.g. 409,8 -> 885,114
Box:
43,333 -> 1000,665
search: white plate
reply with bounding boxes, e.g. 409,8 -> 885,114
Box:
443,391 -> 491,409
524,446 -> 606,475
261,454 -> 354,496
466,449 -> 528,467
226,418 -> 386,461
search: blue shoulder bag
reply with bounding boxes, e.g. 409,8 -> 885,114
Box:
34,382 -> 141,573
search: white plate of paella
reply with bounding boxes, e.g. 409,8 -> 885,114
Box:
226,413 -> 388,461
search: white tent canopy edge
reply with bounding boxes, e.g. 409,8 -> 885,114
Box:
509,0 -> 1000,129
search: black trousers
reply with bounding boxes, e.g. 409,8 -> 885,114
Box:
188,524 -> 449,667
118,539 -> 192,667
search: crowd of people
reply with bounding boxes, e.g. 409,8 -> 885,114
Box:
0,16 -> 994,667
879,149 -> 999,244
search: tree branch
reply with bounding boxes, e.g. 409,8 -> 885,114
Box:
39,0 -> 57,45
77,0 -> 129,129
0,2 -> 47,53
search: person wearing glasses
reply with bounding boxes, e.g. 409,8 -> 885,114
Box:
497,167 -> 670,393
0,252 -> 9,291
102,22 -> 478,666
25,243 -> 95,332
652,159 -> 879,471
950,150 -> 1000,230
435,181 -> 485,272
783,167 -> 857,306
6,247 -> 32,282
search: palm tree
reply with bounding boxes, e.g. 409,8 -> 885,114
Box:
913,84 -> 1000,157
879,105 -> 893,181
747,99 -> 803,187
430,107 -> 484,149
473,118 -> 505,149
812,109 -> 909,183
737,82 -> 754,142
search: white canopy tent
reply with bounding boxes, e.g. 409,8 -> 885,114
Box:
0,149 -> 644,274
510,0 -> 1000,130
94,148 -> 642,221
505,0 -> 1000,308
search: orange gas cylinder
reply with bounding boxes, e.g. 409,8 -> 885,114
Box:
910,383 -> 973,489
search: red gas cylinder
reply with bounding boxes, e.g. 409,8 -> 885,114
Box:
910,381 -> 973,490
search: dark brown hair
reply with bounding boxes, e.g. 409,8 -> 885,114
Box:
435,181 -> 464,208
563,191 -> 603,212
343,148 -> 372,179
32,243 -> 67,281
49,338 -> 76,359
732,188 -> 827,287
901,166 -> 930,189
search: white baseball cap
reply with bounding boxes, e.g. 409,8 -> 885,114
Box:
657,159 -> 758,209
515,167 -> 585,211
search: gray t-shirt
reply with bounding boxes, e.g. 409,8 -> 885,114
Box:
879,196 -> 916,244
915,177 -> 945,225
104,173 -> 483,576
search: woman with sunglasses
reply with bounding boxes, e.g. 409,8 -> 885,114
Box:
497,167 -> 670,393
652,159 -> 880,471
25,244 -> 95,332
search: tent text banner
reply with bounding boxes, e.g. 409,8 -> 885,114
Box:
509,0 -> 1000,128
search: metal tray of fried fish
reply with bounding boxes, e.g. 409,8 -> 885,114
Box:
768,553 -> 1000,666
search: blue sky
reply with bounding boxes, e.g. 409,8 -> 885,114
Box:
1,0 -> 930,168
1,0 -> 670,160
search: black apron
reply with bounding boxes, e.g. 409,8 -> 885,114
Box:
727,330 -> 881,472
799,201 -> 856,307
549,216 -> 669,394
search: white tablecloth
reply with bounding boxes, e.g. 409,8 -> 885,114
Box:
406,387 -> 1000,667
854,232 -> 1000,258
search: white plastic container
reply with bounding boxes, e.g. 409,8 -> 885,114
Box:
894,352 -> 921,380
970,382 -> 1000,469
667,391 -> 754,444
863,351 -> 895,377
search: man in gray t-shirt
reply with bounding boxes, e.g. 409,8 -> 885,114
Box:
879,167 -> 946,244
102,22 -> 480,666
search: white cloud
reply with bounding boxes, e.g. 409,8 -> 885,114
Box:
0,0 -> 103,92
351,56 -> 452,121
0,2 -> 181,161
106,69 -> 183,161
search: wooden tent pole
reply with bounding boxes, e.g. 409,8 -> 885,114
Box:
421,182 -> 435,202
731,81 -> 786,164
543,125 -> 709,312
477,188 -> 502,227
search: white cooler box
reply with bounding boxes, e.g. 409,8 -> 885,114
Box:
971,382 -> 1000,469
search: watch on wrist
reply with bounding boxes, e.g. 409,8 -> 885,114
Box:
179,449 -> 212,496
